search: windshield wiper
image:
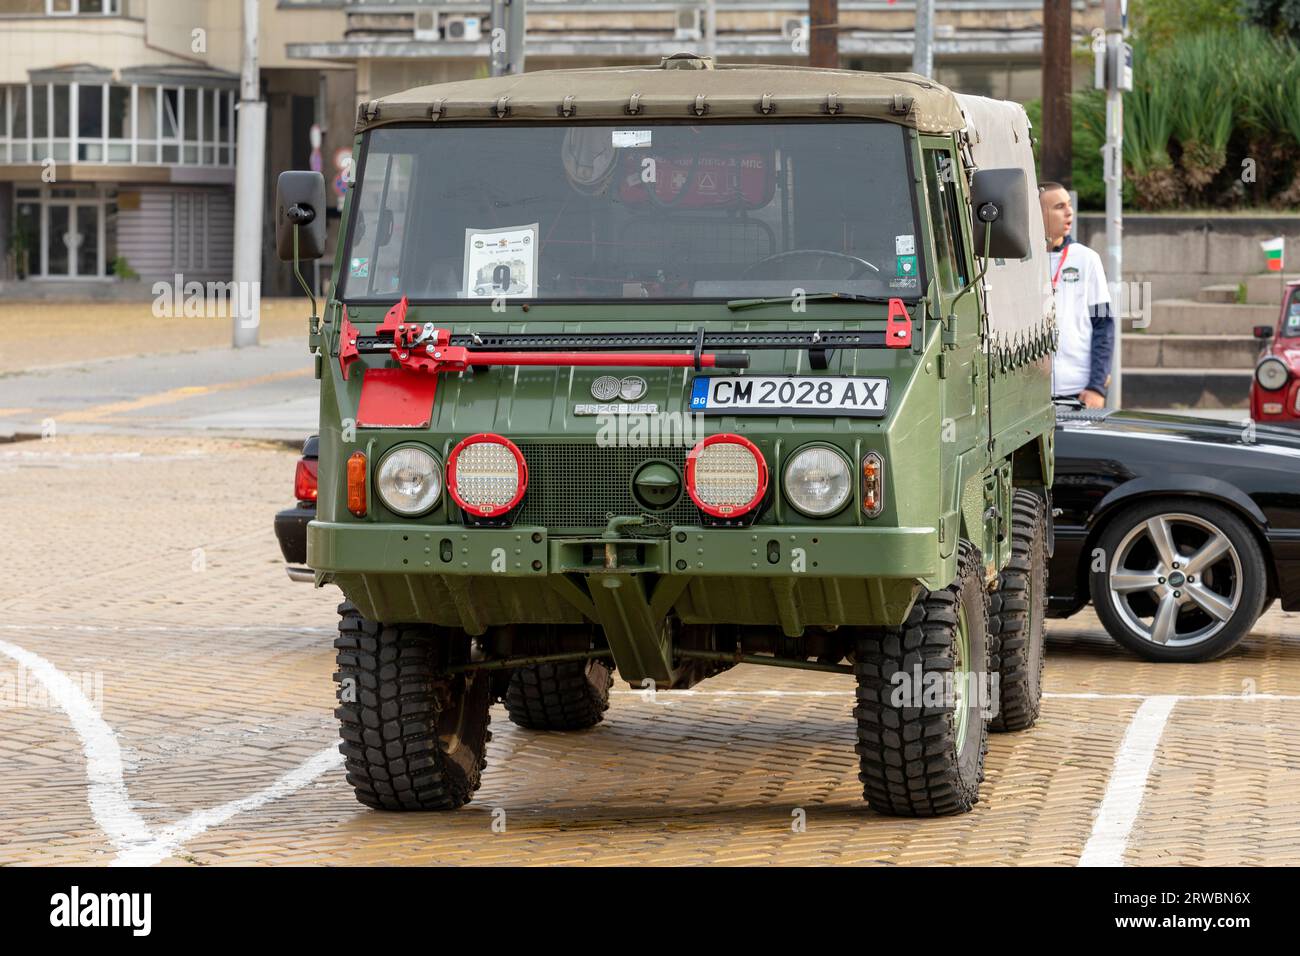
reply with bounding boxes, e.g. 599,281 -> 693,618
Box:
726,292 -> 894,311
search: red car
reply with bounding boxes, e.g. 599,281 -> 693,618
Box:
1251,281 -> 1300,427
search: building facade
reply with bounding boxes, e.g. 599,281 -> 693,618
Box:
0,0 -> 351,291
0,0 -> 1101,291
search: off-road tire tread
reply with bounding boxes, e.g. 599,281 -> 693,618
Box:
504,660 -> 613,730
333,601 -> 489,811
854,541 -> 991,817
988,490 -> 1047,732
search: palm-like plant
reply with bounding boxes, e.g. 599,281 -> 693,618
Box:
1236,29 -> 1300,205
1167,31 -> 1236,191
1075,39 -> 1180,210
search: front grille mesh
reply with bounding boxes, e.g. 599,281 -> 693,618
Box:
515,443 -> 697,530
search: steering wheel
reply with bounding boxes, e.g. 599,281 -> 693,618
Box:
742,249 -> 879,280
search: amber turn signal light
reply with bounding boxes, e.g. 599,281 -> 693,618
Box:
346,451 -> 367,517
862,452 -> 885,518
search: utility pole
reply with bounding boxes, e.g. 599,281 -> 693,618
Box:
491,0 -> 526,76
912,0 -> 935,77
809,0 -> 838,69
703,0 -> 717,58
1102,0 -> 1128,408
232,0 -> 265,348
1041,0 -> 1072,187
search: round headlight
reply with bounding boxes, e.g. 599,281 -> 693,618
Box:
1256,357 -> 1290,391
448,433 -> 528,517
783,446 -> 852,517
686,434 -> 768,518
376,446 -> 442,516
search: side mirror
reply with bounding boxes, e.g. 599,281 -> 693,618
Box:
1253,325 -> 1274,340
275,170 -> 327,262
969,167 -> 1031,261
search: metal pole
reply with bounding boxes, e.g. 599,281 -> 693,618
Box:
912,0 -> 935,77
1104,0 -> 1124,408
508,0 -> 526,75
491,0 -> 526,76
232,0 -> 265,348
1041,0 -> 1072,187
490,0 -> 507,76
809,0 -> 838,69
703,0 -> 717,58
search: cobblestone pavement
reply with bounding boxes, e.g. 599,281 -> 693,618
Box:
1,434 -> 1297,866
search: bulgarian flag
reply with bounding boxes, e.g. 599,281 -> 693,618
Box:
1262,237 -> 1285,272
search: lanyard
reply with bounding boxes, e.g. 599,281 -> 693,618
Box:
1051,243 -> 1070,292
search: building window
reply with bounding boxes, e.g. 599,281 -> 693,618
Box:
46,0 -> 119,14
0,81 -> 235,167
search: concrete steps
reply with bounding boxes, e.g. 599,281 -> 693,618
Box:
1196,283 -> 1240,304
1120,368 -> 1255,411
1245,272 -> 1298,306
1145,299 -> 1278,335
1124,333 -> 1261,369
1119,274 -> 1291,409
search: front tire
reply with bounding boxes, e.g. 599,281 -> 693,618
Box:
988,490 -> 1048,732
334,602 -> 491,811
1089,499 -> 1268,662
854,541 -> 992,817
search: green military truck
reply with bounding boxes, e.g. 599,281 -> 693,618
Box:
275,55 -> 1056,817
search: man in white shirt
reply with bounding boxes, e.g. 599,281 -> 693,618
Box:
1039,182 -> 1113,408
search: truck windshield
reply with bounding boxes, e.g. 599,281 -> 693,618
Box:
341,121 -> 922,303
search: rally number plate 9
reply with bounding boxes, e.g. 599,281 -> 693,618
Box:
690,376 -> 889,417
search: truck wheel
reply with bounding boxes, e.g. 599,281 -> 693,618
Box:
854,542 -> 991,817
1089,499 -> 1267,662
504,659 -> 614,730
988,490 -> 1047,732
334,602 -> 491,811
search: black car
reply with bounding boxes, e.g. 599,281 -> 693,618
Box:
277,409 -> 1300,663
274,435 -> 317,583
1050,406 -> 1300,661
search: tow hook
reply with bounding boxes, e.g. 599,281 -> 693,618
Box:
602,516 -> 646,571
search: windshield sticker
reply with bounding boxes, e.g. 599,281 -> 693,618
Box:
463,223 -> 539,298
895,235 -> 916,256
612,130 -> 652,148
896,255 -> 917,278
889,276 -> 919,290
349,257 -> 370,278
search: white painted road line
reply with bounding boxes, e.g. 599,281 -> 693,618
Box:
0,639 -> 154,851
1077,695 -> 1180,868
111,746 -> 342,868
0,639 -> 341,867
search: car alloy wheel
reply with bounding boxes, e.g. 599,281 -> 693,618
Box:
1106,512 -> 1242,649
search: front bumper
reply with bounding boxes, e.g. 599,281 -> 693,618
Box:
307,520 -> 937,634
307,521 -> 940,580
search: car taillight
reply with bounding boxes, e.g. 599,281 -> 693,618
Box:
294,458 -> 318,503
346,451 -> 367,517
447,433 -> 528,517
862,452 -> 885,518
685,434 -> 768,518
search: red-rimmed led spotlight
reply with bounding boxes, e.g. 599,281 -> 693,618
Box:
685,433 -> 769,520
447,433 -> 529,518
